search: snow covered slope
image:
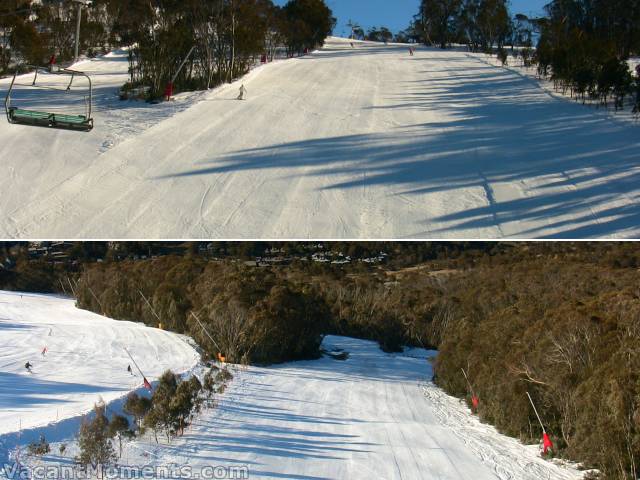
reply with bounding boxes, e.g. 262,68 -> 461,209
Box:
0,291 -> 199,437
2,38 -> 639,238
107,336 -> 584,480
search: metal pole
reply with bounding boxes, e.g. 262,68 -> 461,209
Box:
526,391 -> 546,433
74,2 -> 82,63
461,368 -> 476,396
139,290 -> 161,323
124,347 -> 147,379
171,46 -> 196,84
190,311 -> 222,354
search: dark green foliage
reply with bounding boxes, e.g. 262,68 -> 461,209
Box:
107,414 -> 132,459
170,376 -> 202,436
535,0 -> 638,110
364,27 -> 393,43
123,392 -> 152,429
416,0 -> 463,49
215,367 -> 233,384
12,259 -> 56,293
415,0 -> 510,51
77,404 -> 116,467
27,435 -> 50,456
75,257 -> 331,364
281,0 -> 335,55
144,370 -> 178,442
203,367 -> 217,395
143,370 -> 202,443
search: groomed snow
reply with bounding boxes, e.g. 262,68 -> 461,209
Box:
17,336 -> 584,480
1,37 -> 639,239
0,291 -> 199,437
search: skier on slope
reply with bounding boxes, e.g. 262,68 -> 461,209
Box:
25,362 -> 33,373
237,84 -> 247,100
127,365 -> 133,375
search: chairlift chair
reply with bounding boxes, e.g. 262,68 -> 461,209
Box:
4,65 -> 94,132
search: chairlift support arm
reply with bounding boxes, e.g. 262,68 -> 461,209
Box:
4,65 -> 93,131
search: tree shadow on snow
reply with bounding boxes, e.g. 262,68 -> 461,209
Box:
0,371 -> 119,409
159,54 -> 640,238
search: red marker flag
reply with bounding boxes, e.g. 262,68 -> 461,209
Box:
143,377 -> 152,391
471,395 -> 480,412
542,433 -> 553,454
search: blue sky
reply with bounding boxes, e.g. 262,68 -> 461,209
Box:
273,1 -> 548,36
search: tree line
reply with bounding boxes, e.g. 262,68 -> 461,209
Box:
432,257 -> 640,480
536,0 -> 640,112
412,0 -> 640,113
0,0 -> 335,98
413,0 -> 512,51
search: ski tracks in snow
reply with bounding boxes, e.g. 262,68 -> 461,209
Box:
421,382 -> 584,480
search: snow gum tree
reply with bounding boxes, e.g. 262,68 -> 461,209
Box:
536,0 -> 639,109
143,371 -> 203,442
77,404 -> 116,467
417,0 -> 463,49
144,370 -> 178,443
123,392 -> 152,430
107,415 -> 133,459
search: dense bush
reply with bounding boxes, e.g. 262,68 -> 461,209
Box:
75,258 -> 331,364
535,0 -> 639,111
433,261 -> 640,479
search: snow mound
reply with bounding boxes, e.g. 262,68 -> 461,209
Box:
0,290 -> 199,441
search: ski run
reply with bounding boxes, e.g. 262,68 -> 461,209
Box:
0,37 -> 639,239
0,291 -> 587,480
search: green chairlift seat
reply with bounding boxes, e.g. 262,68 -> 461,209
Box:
4,66 -> 94,132
7,107 -> 93,131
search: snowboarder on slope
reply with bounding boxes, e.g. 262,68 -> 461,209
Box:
237,84 -> 247,100
41,347 -> 47,356
25,362 -> 33,373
